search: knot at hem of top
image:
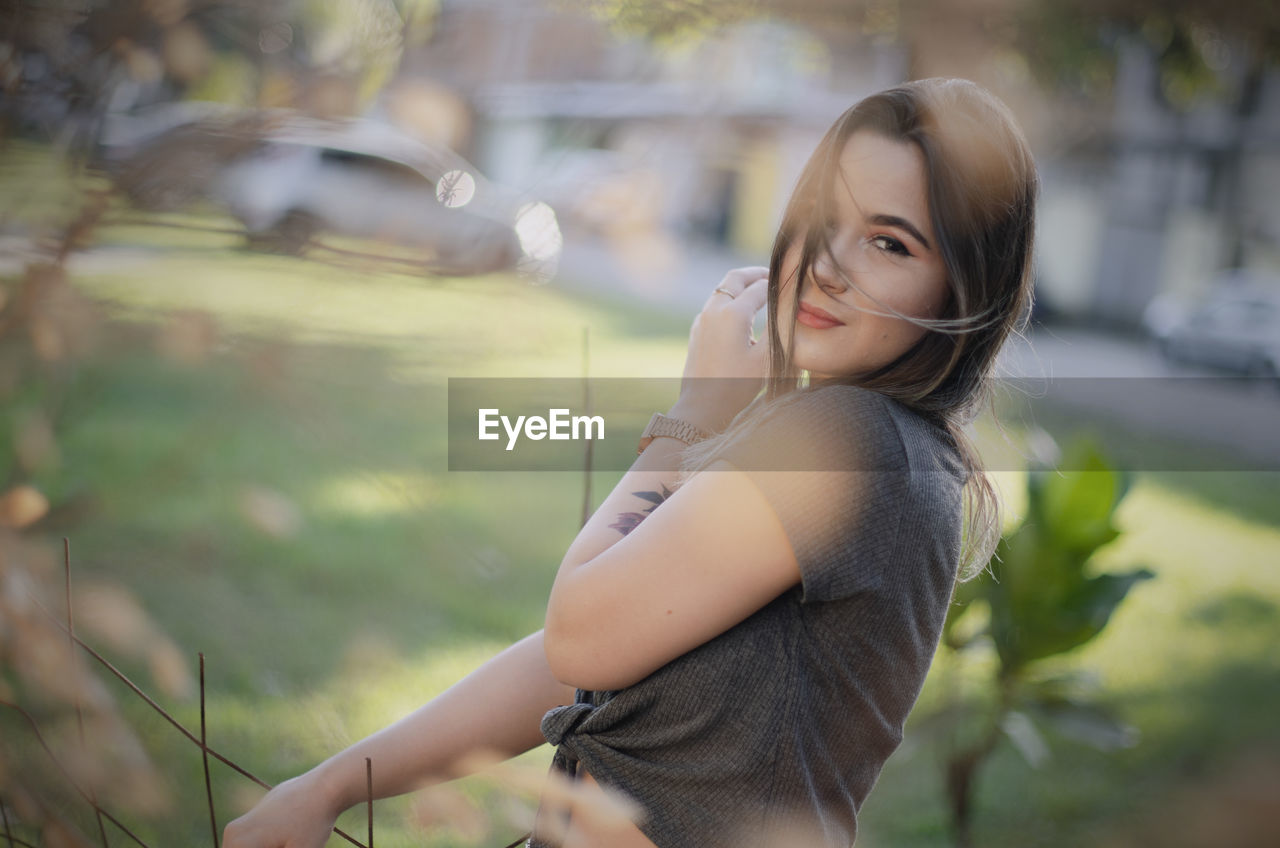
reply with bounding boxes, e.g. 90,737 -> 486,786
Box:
541,702 -> 595,748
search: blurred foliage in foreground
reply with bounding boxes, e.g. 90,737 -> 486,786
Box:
2,0 -> 437,152
0,184 -> 198,847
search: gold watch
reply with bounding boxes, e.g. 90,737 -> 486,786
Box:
636,412 -> 712,455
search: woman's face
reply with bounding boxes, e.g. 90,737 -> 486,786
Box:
777,129 -> 951,381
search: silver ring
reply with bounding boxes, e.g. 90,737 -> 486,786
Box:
714,287 -> 737,299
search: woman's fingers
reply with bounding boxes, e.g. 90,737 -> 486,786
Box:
735,276 -> 769,314
694,270 -> 770,354
677,268 -> 772,428
220,775 -> 339,848
708,277 -> 769,341
729,265 -> 769,284
703,266 -> 768,308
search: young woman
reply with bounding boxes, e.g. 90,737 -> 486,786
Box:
223,76 -> 1038,848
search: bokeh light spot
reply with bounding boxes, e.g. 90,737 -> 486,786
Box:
258,22 -> 293,55
514,201 -> 562,261
436,169 -> 476,208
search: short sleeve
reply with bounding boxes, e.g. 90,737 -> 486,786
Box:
710,385 -> 911,603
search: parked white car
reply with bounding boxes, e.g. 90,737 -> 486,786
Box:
103,105 -> 562,278
1144,271 -> 1280,380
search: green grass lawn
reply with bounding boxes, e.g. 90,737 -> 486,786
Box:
3,150 -> 1278,846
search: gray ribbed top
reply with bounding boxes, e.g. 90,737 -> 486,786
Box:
531,383 -> 966,848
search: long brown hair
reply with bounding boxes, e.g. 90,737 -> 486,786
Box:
676,77 -> 1039,581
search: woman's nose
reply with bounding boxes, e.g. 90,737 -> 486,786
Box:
810,242 -> 851,297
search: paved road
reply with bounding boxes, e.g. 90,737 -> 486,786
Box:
997,330 -> 1280,470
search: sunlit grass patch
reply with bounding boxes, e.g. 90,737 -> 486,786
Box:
0,140 -> 104,230
72,229 -> 688,383
310,471 -> 441,518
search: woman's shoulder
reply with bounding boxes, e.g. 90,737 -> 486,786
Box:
760,382 -> 898,429
723,384 -> 905,473
770,381 -> 887,409
764,383 -> 964,478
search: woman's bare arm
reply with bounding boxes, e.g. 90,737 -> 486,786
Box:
223,629 -> 574,848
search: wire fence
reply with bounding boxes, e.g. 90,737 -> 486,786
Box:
2,537 -> 556,848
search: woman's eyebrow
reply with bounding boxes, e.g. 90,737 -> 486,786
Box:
833,170 -> 934,253
867,213 -> 932,251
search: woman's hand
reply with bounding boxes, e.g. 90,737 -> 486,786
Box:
669,266 -> 771,433
221,772 -> 343,848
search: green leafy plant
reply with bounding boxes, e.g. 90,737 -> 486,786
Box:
934,437 -> 1156,848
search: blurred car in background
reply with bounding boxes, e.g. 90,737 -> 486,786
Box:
1143,270 -> 1280,379
99,104 -> 561,277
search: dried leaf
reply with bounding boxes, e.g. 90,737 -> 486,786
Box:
143,0 -> 187,27
156,309 -> 218,364
306,74 -> 360,119
59,711 -> 170,817
386,80 -> 471,149
239,485 -> 303,538
40,816 -> 95,848
147,638 -> 195,700
495,793 -> 536,834
75,582 -> 152,655
1,558 -> 39,613
410,783 -> 488,842
55,722 -> 111,793
565,773 -> 644,834
105,756 -> 172,817
28,315 -> 64,361
11,629 -> 110,709
258,68 -> 298,109
162,21 -> 211,83
0,485 -> 48,529
123,44 -> 164,84
530,772 -> 572,847
9,786 -> 40,821
453,747 -> 531,791
23,262 -> 66,291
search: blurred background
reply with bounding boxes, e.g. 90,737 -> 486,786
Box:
1,1 -> 1278,847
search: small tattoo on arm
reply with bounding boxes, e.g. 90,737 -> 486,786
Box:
608,483 -> 674,536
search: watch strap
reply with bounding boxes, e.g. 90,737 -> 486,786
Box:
637,412 -> 713,455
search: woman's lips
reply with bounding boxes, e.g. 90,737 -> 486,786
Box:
797,301 -> 844,329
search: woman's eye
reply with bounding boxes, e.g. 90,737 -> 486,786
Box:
870,234 -> 910,256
